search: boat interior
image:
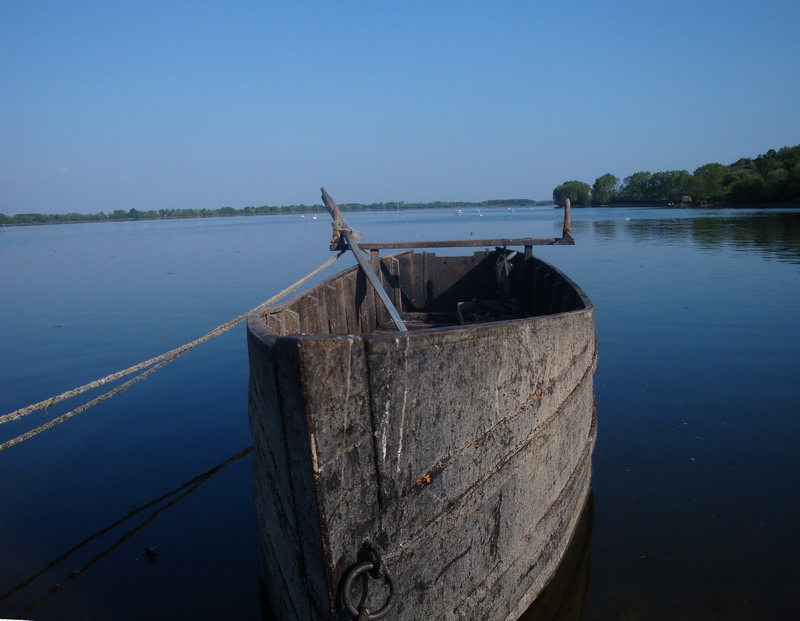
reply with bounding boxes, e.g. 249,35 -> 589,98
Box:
258,249 -> 588,336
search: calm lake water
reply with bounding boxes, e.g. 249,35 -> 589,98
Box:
1,206 -> 798,620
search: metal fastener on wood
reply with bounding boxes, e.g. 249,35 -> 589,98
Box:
340,553 -> 395,620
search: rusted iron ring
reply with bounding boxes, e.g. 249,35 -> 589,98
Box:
341,558 -> 395,620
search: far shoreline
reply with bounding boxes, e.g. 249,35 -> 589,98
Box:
3,200 -> 800,228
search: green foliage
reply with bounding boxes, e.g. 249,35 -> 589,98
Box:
554,144 -> 800,206
591,174 -> 619,204
553,181 -> 591,206
690,163 -> 727,201
648,170 -> 691,202
617,172 -> 652,202
728,176 -> 764,203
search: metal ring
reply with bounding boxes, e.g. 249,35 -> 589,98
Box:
341,560 -> 395,620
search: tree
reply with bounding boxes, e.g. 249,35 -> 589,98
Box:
649,170 -> 691,202
728,176 -> 764,203
553,181 -> 590,206
591,174 -> 619,204
755,150 -> 780,178
690,163 -> 726,201
618,171 -> 653,202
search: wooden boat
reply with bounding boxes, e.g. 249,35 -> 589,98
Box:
517,493 -> 593,621
247,192 -> 596,620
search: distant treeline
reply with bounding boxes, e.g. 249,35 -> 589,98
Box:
0,198 -> 551,226
553,144 -> 800,206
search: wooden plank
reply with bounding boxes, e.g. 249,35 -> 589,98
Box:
531,263 -> 546,315
341,271 -> 358,334
422,252 -> 495,311
321,283 -> 346,333
520,262 -> 532,315
262,312 -> 282,334
539,271 -> 554,315
396,252 -> 423,311
247,331 -> 330,619
360,310 -> 596,619
550,277 -> 565,314
388,256 -> 402,311
348,239 -> 407,330
355,266 -> 374,333
293,293 -> 319,334
295,335 -> 384,616
373,253 -> 391,329
282,309 -> 301,334
364,310 -> 595,528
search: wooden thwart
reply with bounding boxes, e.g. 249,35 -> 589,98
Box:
357,236 -> 573,250
325,191 -> 574,251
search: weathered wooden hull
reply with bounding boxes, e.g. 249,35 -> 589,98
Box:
247,250 -> 596,620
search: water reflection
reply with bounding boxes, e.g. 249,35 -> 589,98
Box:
0,447 -> 252,618
591,220 -> 618,242
621,210 -> 800,263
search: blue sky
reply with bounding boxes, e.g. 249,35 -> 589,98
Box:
2,0 -> 799,214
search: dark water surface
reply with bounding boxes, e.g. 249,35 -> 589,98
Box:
1,206 -> 798,619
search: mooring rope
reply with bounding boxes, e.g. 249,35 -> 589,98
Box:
0,254 -> 340,450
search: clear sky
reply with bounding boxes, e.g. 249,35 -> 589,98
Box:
2,0 -> 799,215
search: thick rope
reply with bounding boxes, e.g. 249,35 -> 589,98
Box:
0,354 -> 180,452
0,254 -> 340,446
